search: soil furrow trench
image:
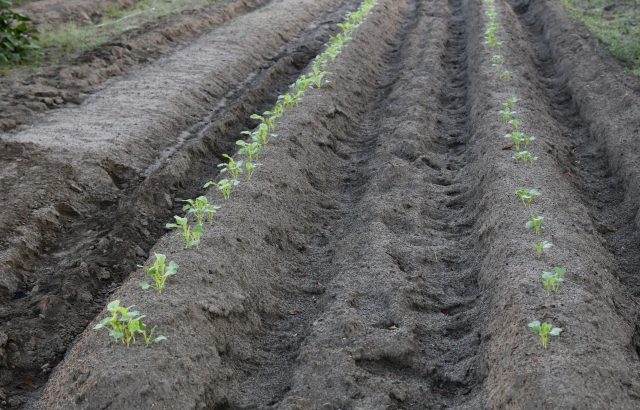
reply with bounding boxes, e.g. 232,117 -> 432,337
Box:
0,0 -> 361,406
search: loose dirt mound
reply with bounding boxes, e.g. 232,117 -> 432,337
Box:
2,0 -> 640,408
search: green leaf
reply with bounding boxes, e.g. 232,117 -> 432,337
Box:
528,320 -> 541,331
550,327 -> 562,336
140,281 -> 151,290
154,335 -> 167,343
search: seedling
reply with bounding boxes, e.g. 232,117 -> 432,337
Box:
499,105 -> 516,124
250,112 -> 276,132
183,196 -> 220,225
515,188 -> 540,207
236,140 -> 261,161
277,93 -> 296,109
541,266 -> 566,295
218,154 -> 243,179
191,223 -> 204,248
205,178 -> 239,200
506,96 -> 518,110
525,215 -> 544,235
512,150 -> 537,165
528,320 -> 562,349
509,118 -> 522,132
166,216 -> 193,248
499,70 -> 511,81
535,240 -> 553,257
524,133 -> 536,148
311,63 -> 329,88
94,300 -> 166,347
245,161 -> 259,179
140,253 -> 178,293
505,131 -> 525,151
491,54 -> 505,70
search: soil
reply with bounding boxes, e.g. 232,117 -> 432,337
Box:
1,0 -> 640,408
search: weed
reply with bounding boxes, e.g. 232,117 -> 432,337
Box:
526,215 -> 544,235
0,0 -> 39,64
535,240 -> 553,257
140,253 -> 178,293
94,300 -> 166,347
528,320 -> 562,349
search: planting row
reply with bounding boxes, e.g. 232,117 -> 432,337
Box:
483,0 -> 563,349
93,0 -> 380,348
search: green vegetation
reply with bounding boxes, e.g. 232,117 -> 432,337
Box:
140,253 -> 178,293
512,150 -> 537,165
535,240 -> 553,257
561,0 -> 640,76
0,0 -> 38,64
515,188 -> 540,207
542,266 -> 567,295
165,215 -> 202,248
528,320 -> 562,349
94,300 -> 166,347
526,215 -> 544,235
183,196 -> 220,225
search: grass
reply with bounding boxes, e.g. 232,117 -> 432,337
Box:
561,0 -> 640,76
1,0 -> 217,74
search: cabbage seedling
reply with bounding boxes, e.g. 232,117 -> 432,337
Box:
140,253 -> 178,293
499,70 -> 511,81
245,161 -> 259,179
183,196 -> 220,225
524,133 -> 536,148
190,223 -> 204,248
542,266 -> 566,295
528,320 -> 562,349
499,105 -> 516,124
525,215 -> 544,235
515,188 -> 540,207
506,96 -> 518,110
94,300 -> 166,347
509,118 -> 522,132
218,154 -> 243,179
166,216 -> 192,248
491,54 -> 505,70
512,150 -> 537,165
236,140 -> 261,161
535,240 -> 553,257
205,178 -> 239,200
250,112 -> 276,132
505,131 -> 525,151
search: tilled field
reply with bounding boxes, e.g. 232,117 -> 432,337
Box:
1,0 -> 640,408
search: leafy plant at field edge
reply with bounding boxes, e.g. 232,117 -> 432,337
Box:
515,188 -> 540,207
94,300 -> 166,347
541,266 -> 566,295
0,0 -> 39,64
528,320 -> 562,349
139,253 -> 178,293
525,215 -> 544,235
535,240 -> 553,257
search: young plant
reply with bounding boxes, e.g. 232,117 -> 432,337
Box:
311,63 -> 329,88
499,70 -> 512,81
205,178 -> 239,200
183,196 -> 220,225
509,118 -> 522,132
541,266 -> 566,295
250,112 -> 276,132
512,150 -> 537,165
505,131 -> 525,151
506,96 -> 518,110
236,140 -> 261,161
535,240 -> 553,257
94,300 -> 166,347
528,320 -> 562,349
515,188 -> 540,207
245,161 -> 259,179
166,215 -> 192,248
523,133 -> 536,148
499,105 -> 516,124
140,253 -> 178,293
491,54 -> 505,70
218,154 -> 243,179
525,215 -> 544,235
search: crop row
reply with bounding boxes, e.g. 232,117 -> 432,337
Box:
93,0 -> 380,347
483,0 -> 564,349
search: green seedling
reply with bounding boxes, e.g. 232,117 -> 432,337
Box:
190,223 -> 204,248
499,106 -> 516,124
528,320 -> 562,349
515,188 -> 540,207
245,161 -> 259,179
94,300 -> 166,347
236,140 -> 261,161
139,253 -> 178,293
205,178 -> 239,200
291,75 -> 314,94
183,196 -> 220,225
506,96 -> 518,110
250,112 -> 276,132
525,215 -> 544,235
218,154 -> 243,179
512,150 -> 537,165
491,54 -> 505,70
509,118 -> 522,132
166,215 -> 192,248
523,133 -> 536,148
278,93 -> 296,109
535,240 -> 553,257
505,131 -> 526,151
499,70 -> 512,81
541,266 -> 566,295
